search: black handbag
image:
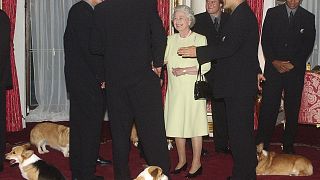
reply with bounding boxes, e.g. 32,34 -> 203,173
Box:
194,65 -> 212,100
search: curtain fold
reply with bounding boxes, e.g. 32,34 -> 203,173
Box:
247,0 -> 264,34
301,0 -> 320,67
157,0 -> 170,105
26,0 -> 79,122
2,0 -> 23,132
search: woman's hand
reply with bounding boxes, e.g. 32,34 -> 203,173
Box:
172,67 -> 187,77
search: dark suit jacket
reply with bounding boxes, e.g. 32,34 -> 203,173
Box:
196,2 -> 260,98
261,4 -> 316,75
64,1 -> 105,94
193,11 -> 229,46
90,0 -> 166,86
0,10 -> 12,91
193,11 -> 229,83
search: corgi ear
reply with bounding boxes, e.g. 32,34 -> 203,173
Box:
148,166 -> 162,178
22,143 -> 31,150
22,150 -> 34,159
257,143 -> 264,153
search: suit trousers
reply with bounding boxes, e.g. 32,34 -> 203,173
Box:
0,91 -> 6,167
107,72 -> 170,180
69,88 -> 104,180
225,96 -> 257,180
212,98 -> 229,150
256,67 -> 305,149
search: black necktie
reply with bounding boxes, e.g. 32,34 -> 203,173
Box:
214,18 -> 219,31
289,11 -> 294,24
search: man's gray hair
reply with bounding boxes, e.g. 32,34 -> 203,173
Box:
173,5 -> 196,28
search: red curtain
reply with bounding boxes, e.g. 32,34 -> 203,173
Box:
157,0 -> 169,105
157,0 -> 170,35
247,0 -> 264,34
247,0 -> 264,130
2,0 -> 23,132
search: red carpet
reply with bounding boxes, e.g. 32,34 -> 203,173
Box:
1,122 -> 320,180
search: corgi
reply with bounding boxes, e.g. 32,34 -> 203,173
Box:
130,123 -> 173,150
30,122 -> 69,157
134,166 -> 168,180
256,143 -> 313,176
5,143 -> 65,180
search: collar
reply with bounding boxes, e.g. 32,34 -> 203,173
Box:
285,4 -> 298,16
84,0 -> 95,9
210,14 -> 221,23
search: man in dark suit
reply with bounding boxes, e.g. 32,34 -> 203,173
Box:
64,0 -> 111,179
193,0 -> 231,154
91,0 -> 170,179
256,0 -> 316,154
178,0 -> 264,179
0,9 -> 12,172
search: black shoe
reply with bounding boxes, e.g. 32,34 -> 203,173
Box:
93,176 -> 104,180
0,165 -> 3,172
282,145 -> 295,154
227,176 -> 232,180
215,147 -> 231,154
185,166 -> 202,178
96,156 -> 112,166
170,163 -> 188,174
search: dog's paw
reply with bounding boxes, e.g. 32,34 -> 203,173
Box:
63,152 -> 69,157
133,141 -> 139,147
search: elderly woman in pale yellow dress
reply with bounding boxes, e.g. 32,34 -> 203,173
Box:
164,5 -> 211,178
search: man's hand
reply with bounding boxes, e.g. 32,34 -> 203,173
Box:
257,74 -> 266,91
152,66 -> 162,77
272,60 -> 294,73
177,46 -> 197,58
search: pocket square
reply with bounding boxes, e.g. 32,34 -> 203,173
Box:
300,28 -> 304,33
221,36 -> 226,42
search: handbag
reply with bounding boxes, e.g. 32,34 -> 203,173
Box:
194,65 -> 212,100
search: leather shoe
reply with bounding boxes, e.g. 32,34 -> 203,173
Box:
171,163 -> 188,174
215,147 -> 231,154
96,156 -> 112,166
282,145 -> 295,154
93,176 -> 104,180
185,166 -> 202,178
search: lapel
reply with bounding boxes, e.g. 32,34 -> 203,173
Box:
292,6 -> 303,30
204,12 -> 215,31
279,4 -> 290,27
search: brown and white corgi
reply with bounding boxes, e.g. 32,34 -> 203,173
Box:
30,122 -> 69,157
5,143 -> 65,180
134,166 -> 168,180
256,143 -> 313,176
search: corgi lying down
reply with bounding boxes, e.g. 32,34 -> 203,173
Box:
256,143 -> 313,176
30,122 -> 69,157
134,166 -> 168,180
5,143 -> 65,180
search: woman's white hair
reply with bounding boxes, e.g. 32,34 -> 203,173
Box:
173,5 -> 196,28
